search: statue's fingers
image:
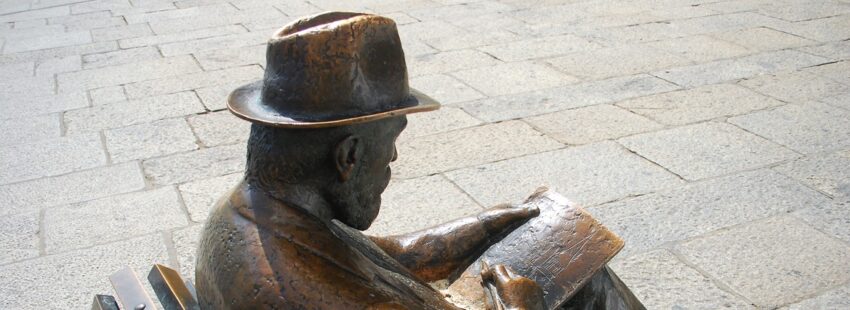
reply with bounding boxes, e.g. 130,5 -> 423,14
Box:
492,265 -> 514,285
480,261 -> 493,282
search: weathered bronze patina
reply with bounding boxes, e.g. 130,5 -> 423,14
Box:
194,12 -> 644,309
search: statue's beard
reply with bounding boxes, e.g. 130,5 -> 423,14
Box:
328,181 -> 382,230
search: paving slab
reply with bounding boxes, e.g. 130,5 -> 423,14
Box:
452,61 -> 578,96
0,60 -> 32,78
546,44 -> 691,80
457,74 -> 681,122
12,19 -> 46,28
0,211 -> 39,265
0,134 -> 106,185
69,0 -> 134,14
654,50 -> 829,87
446,141 -> 684,207
148,6 -> 284,34
0,41 -> 116,64
399,106 -> 482,142
617,83 -> 784,125
234,0 -> 318,15
662,12 -> 790,37
804,60 -> 850,85
88,85 -> 126,105
0,162 -> 145,215
423,30 -> 518,51
647,5 -> 718,20
0,6 -> 68,23
406,49 -> 501,77
0,61 -> 32,76
178,173 -> 241,222
172,224 -> 203,281
0,74 -> 54,100
645,34 -> 752,63
524,104 -> 663,145
618,122 -> 799,180
241,16 -> 299,32
0,114 -> 60,146
158,31 -> 267,57
478,34 -> 601,62
393,121 -> 562,179
738,70 -> 849,103
775,14 -> 850,42
105,118 -> 199,162
729,102 -> 850,154
123,3 -> 235,24
2,30 -> 91,54
48,11 -> 125,31
507,2 -> 592,26
591,169 -> 830,258
398,20 -> 466,42
187,110 -> 251,147
442,12 -> 526,34
575,23 -> 680,46
57,55 -> 201,92
194,44 -> 265,71
709,27 -> 815,52
44,187 -> 188,253
0,234 -> 169,309
195,80 -> 247,111
610,250 -> 753,309
798,40 -> 850,61
142,143 -> 246,186
785,284 -> 850,309
756,2 -> 850,22
64,91 -> 205,134
34,54 -> 81,76
820,92 -> 850,111
82,46 -> 161,69
111,0 -> 176,15
409,74 -> 485,105
367,0 -> 442,15
405,1 -> 513,21
124,65 -> 262,99
90,23 -> 153,42
677,216 -> 850,308
118,24 -> 247,49
774,150 -> 850,199
0,24 -> 65,40
367,174 -> 483,236
793,198 -> 850,245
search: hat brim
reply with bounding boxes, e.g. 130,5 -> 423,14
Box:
227,80 -> 440,128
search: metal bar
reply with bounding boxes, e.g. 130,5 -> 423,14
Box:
109,266 -> 158,310
148,264 -> 200,310
91,295 -> 120,310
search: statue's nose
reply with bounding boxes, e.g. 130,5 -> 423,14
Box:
391,147 -> 398,162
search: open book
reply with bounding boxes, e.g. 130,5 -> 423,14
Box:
443,188 -> 624,309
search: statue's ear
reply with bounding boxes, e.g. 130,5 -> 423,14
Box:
334,135 -> 361,182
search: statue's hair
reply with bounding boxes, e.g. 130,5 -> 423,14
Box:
245,124 -> 348,188
244,117 -> 404,190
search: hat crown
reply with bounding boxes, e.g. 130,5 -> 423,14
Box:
260,12 -> 411,122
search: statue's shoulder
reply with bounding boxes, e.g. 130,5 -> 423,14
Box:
196,182 -> 400,308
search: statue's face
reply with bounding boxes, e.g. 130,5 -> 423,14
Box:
332,116 -> 406,230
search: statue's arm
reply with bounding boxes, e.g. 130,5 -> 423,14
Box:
370,204 -> 538,282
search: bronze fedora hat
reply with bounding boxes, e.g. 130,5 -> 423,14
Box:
228,12 -> 439,128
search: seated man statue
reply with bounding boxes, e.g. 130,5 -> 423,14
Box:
195,12 -> 643,309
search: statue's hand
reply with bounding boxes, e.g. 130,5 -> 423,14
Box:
480,262 -> 545,310
478,203 -> 540,237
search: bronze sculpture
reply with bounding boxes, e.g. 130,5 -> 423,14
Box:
194,12 -> 644,309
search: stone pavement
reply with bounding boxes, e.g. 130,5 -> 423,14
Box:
1,0 -> 849,308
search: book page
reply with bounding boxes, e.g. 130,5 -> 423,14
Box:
444,188 -> 624,309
